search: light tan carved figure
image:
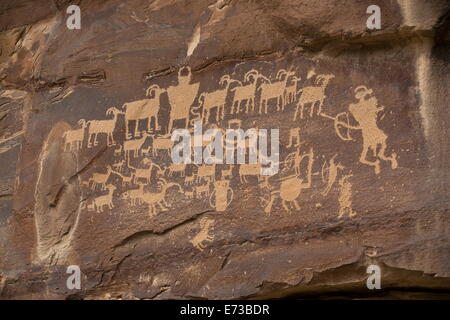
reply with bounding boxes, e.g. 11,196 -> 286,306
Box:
294,74 -> 335,120
190,218 -> 214,251
230,69 -> 263,114
151,135 -> 174,156
194,75 -> 238,124
321,154 -> 344,196
86,107 -> 121,148
123,132 -> 150,161
166,163 -> 187,177
166,67 -> 200,133
87,108 -> 122,148
141,178 -> 182,216
259,69 -> 296,113
209,179 -> 233,211
195,164 -> 216,183
112,159 -> 126,172
112,169 -> 134,187
195,183 -> 210,198
184,174 -> 196,185
286,127 -> 301,148
263,148 -> 314,213
63,119 -> 87,151
284,75 -> 302,104
85,165 -> 114,190
122,183 -> 145,206
321,86 -> 398,174
221,165 -> 233,179
87,184 -> 116,213
121,84 -> 165,139
338,174 -> 356,218
348,86 -> 398,174
239,163 -> 262,183
130,159 -> 162,184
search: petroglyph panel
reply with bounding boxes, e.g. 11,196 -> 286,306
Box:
2,0 -> 448,300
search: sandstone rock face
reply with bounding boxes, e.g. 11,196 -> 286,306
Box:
0,0 -> 449,299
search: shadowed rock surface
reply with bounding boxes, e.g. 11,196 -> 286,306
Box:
0,0 -> 449,299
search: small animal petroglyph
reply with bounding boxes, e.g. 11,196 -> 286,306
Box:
151,135 -> 174,156
141,179 -> 182,217
87,184 -> 117,213
84,165 -> 114,190
195,183 -> 210,198
190,218 -> 215,251
284,75 -> 302,104
195,164 -> 216,183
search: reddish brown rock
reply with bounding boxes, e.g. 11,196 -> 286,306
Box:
0,0 -> 449,299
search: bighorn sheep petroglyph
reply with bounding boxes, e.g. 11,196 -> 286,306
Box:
194,75 -> 239,124
86,107 -> 121,148
259,69 -> 296,114
294,74 -> 335,120
63,119 -> 87,151
230,69 -> 262,114
121,84 -> 165,139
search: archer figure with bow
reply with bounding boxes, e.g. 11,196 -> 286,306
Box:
320,86 -> 398,174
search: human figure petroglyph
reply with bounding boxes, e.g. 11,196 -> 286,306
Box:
209,179 -> 233,211
286,127 -> 301,148
294,74 -> 335,120
87,184 -> 116,213
263,148 -> 314,213
86,107 -> 121,148
284,75 -> 302,104
338,174 -> 356,218
121,84 -> 165,139
230,69 -> 263,114
166,67 -> 200,133
348,86 -> 398,174
141,178 -> 182,217
194,75 -> 239,124
63,119 -> 87,151
190,218 -> 215,251
321,154 -> 344,196
259,69 -> 296,114
321,86 -> 398,174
